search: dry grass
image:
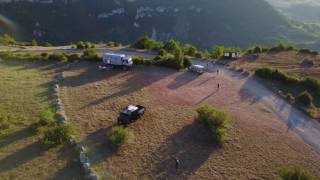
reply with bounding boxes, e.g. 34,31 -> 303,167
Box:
60,62 -> 320,179
229,51 -> 320,78
0,60 -> 83,180
228,51 -> 320,119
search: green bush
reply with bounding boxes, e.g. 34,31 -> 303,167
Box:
44,42 -> 52,47
0,34 -> 16,45
197,105 -> 229,144
107,126 -> 133,148
195,52 -> 203,58
0,112 -> 12,131
183,56 -> 192,68
158,49 -> 166,56
296,91 -> 313,107
183,44 -> 197,56
133,36 -> 154,49
255,68 -> 299,85
279,167 -> 313,180
132,56 -> 149,65
81,48 -> 100,61
76,41 -> 86,49
211,46 -> 224,59
163,40 -> 181,54
31,108 -> 55,134
301,78 -> 320,93
48,53 -> 68,62
286,93 -> 295,104
31,39 -> 38,46
253,46 -> 263,53
41,124 -> 74,148
299,48 -> 311,54
66,54 -> 80,62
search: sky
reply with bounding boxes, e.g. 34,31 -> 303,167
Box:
266,0 -> 320,8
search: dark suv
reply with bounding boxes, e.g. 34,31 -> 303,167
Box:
117,105 -> 145,125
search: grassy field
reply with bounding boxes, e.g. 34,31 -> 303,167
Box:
0,60 -> 83,180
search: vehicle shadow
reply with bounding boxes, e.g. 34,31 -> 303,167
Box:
149,120 -> 218,179
0,141 -> 44,173
49,145 -> 86,180
167,71 -> 199,90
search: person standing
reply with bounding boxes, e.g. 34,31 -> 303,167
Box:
217,83 -> 220,90
173,157 -> 180,171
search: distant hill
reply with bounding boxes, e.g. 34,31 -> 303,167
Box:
0,0 -> 320,49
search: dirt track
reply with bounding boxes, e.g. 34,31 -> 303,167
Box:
59,61 -> 320,179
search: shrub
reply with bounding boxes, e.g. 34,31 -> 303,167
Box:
183,44 -> 197,57
0,34 -> 16,45
197,105 -> 229,144
132,57 -> 146,65
81,48 -> 100,61
44,42 -> 52,47
76,41 -> 86,49
107,126 -> 133,148
296,91 -> 313,107
253,46 -> 263,53
299,48 -> 311,54
31,39 -> 38,46
301,77 -> 320,92
31,108 -> 55,134
211,46 -> 224,59
158,49 -> 166,56
0,112 -> 12,131
286,93 -> 295,104
106,41 -> 115,47
133,36 -> 154,49
41,124 -> 74,148
255,68 -> 299,85
48,53 -> 68,62
195,52 -> 203,58
163,40 -> 181,54
279,167 -> 313,180
310,51 -> 318,56
183,56 -> 192,68
66,54 -> 80,62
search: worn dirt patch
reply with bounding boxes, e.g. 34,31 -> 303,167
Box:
60,62 -> 320,179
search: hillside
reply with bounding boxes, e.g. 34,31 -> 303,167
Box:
0,0 -> 320,49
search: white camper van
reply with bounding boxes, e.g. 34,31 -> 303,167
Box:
102,53 -> 133,69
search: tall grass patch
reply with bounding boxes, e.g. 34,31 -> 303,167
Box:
278,167 -> 313,180
107,126 -> 134,148
197,105 -> 229,144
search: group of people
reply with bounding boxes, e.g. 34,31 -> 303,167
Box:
206,61 -> 221,90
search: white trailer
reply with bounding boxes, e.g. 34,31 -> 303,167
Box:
102,53 -> 133,68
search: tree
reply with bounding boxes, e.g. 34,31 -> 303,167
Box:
183,44 -> 197,56
31,39 -> 38,46
163,40 -> 180,54
133,36 -> 154,49
211,46 -> 224,59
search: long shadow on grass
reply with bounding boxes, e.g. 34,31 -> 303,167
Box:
83,66 -> 176,108
150,120 -> 218,179
0,128 -> 32,148
49,145 -> 86,180
0,141 -> 44,173
60,61 -> 121,88
167,71 -> 198,90
83,127 -> 117,165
